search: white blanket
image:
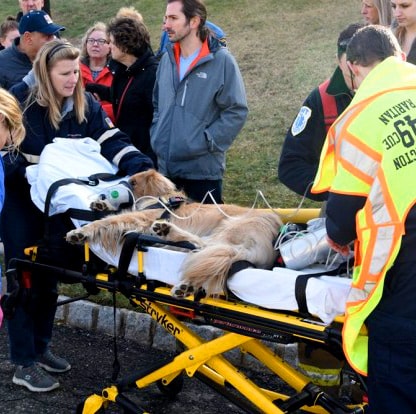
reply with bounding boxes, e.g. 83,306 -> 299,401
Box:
28,139 -> 351,324
90,241 -> 350,324
26,138 -> 125,226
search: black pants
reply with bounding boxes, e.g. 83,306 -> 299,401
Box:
170,177 -> 223,204
1,187 -> 81,366
367,309 -> 416,413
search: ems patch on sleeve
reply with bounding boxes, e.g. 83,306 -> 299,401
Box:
291,106 -> 312,136
105,117 -> 115,129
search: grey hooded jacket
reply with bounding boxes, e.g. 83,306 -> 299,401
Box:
150,37 -> 248,180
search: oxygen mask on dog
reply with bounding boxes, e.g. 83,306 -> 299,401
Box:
98,181 -> 133,210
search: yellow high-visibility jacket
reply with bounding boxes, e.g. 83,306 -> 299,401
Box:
312,56 -> 416,375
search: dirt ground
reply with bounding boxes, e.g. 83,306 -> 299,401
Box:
0,322 -> 288,414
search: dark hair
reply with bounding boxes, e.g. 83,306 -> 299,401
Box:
347,25 -> 401,67
167,0 -> 209,41
107,17 -> 151,57
337,22 -> 365,59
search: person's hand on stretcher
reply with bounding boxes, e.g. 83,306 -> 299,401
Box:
324,192 -> 366,258
326,236 -> 351,257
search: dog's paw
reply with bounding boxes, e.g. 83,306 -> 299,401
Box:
152,221 -> 171,237
171,283 -> 195,299
90,199 -> 113,212
66,229 -> 88,244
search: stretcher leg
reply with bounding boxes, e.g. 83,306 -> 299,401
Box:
134,299 -> 287,414
241,341 -> 365,413
10,258 -> 366,413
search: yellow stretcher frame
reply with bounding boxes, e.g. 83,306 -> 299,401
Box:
14,207 -> 367,413
74,278 -> 366,414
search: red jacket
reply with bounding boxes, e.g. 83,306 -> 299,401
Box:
80,61 -> 115,123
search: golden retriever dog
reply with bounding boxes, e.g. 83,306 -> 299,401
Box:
90,169 -> 179,212
66,170 -> 282,297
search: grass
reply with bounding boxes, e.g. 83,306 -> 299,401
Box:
2,0 -> 361,208
1,0 -> 362,305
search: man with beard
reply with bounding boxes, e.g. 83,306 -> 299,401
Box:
150,0 -> 248,204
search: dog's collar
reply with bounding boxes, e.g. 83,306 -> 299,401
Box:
160,196 -> 187,209
159,196 -> 187,220
144,196 -> 187,212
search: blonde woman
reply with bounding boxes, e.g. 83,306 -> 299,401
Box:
361,0 -> 393,26
3,39 -> 153,393
0,88 -> 25,151
392,0 -> 416,63
80,22 -> 114,122
0,87 -> 25,328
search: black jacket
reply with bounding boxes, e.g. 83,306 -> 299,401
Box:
278,67 -> 353,201
86,49 -> 158,164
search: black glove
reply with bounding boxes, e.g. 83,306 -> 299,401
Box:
85,83 -> 111,101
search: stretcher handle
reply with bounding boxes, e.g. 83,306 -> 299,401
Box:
131,232 -> 197,251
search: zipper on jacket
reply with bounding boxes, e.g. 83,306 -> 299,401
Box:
181,79 -> 188,106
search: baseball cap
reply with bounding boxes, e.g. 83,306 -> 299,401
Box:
18,10 -> 65,35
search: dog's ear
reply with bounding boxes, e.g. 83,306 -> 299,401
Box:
145,172 -> 177,196
128,170 -> 151,197
129,170 -> 178,198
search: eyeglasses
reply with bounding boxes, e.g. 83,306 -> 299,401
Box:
86,38 -> 108,45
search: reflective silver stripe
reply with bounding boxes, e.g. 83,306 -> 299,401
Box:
370,225 -> 395,274
334,106 -> 396,277
21,152 -> 40,164
333,106 -> 379,180
365,176 -> 394,274
369,177 -> 392,224
340,140 -> 378,180
348,285 -> 370,302
97,128 -> 119,145
332,105 -> 361,146
112,146 -> 139,166
334,105 -> 395,273
347,282 -> 377,303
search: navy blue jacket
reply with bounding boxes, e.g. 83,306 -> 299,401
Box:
5,85 -> 153,188
0,38 -> 32,90
278,67 -> 353,201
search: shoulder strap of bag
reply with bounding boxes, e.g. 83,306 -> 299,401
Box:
318,78 -> 338,133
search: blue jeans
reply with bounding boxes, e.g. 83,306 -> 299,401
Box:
367,309 -> 416,413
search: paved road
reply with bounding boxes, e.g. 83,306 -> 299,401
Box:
0,322 -> 285,414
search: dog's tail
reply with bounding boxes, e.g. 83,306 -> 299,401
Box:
180,244 -> 251,296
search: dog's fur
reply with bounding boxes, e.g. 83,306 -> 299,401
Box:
66,170 -> 282,297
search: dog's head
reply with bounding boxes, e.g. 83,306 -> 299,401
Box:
128,170 -> 178,198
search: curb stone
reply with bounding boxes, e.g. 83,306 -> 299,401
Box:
1,272 -> 298,372
55,295 -> 299,372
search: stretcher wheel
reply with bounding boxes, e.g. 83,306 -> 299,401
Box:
156,374 -> 184,398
